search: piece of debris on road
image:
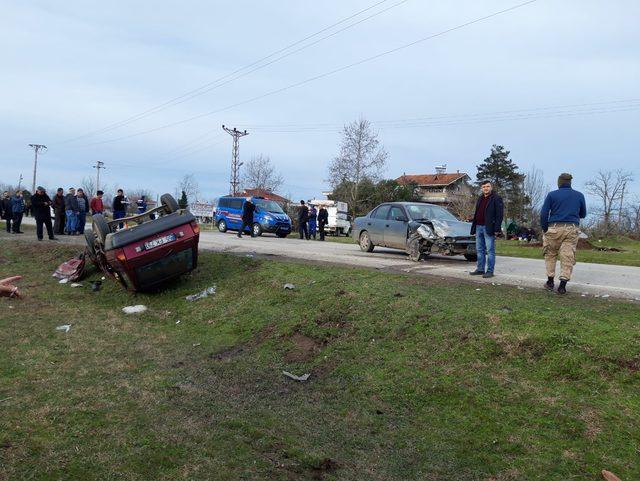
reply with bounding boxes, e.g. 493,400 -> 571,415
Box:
185,286 -> 216,302
284,283 -> 296,290
282,371 -> 310,382
56,324 -> 71,333
122,305 -> 148,314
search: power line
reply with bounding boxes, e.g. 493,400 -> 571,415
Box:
80,0 -> 539,147
59,0 -> 407,144
222,125 -> 249,195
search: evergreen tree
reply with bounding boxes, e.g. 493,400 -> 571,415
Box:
476,145 -> 527,222
178,190 -> 188,209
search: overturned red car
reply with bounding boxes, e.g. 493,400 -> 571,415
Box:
85,194 -> 200,291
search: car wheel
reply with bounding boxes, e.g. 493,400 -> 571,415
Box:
84,229 -> 98,262
407,234 -> 422,262
160,193 -> 180,214
276,232 -> 288,238
218,219 -> 228,233
252,223 -> 263,237
92,213 -> 111,244
464,253 -> 478,262
359,231 -> 374,252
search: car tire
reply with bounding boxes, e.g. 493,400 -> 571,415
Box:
217,219 -> 228,233
84,229 -> 98,262
276,232 -> 288,238
160,193 -> 179,214
359,231 -> 374,252
252,223 -> 263,237
407,234 -> 422,262
464,253 -> 478,262
92,214 -> 111,244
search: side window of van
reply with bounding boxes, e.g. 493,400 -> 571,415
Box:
218,198 -> 229,208
229,199 -> 243,210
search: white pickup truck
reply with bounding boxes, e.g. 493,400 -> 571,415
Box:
308,199 -> 351,236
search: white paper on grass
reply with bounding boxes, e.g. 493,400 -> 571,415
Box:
122,305 -> 148,314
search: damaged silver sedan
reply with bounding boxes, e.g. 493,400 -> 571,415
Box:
353,202 -> 477,262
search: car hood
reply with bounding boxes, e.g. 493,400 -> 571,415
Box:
428,218 -> 472,238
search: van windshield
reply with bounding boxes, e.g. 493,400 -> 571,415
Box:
254,199 -> 284,213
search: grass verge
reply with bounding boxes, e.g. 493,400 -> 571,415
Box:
1,239 -> 639,480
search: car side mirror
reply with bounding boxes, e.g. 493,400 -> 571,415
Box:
395,216 -> 407,222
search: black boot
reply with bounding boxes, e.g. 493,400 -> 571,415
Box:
557,279 -> 568,295
544,277 -> 554,290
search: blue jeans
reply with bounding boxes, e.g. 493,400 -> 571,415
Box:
475,225 -> 496,273
113,210 -> 126,229
65,210 -> 78,233
77,211 -> 87,234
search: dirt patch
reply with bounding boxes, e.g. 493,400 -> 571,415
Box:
314,309 -> 349,329
209,324 -> 275,361
285,333 -> 322,362
579,409 -> 603,440
310,457 -> 338,479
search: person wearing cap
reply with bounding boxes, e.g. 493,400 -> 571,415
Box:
238,197 -> 256,238
30,186 -> 56,241
52,188 -> 66,235
540,173 -> 587,295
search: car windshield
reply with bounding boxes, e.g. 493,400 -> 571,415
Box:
405,204 -> 458,222
254,199 -> 284,213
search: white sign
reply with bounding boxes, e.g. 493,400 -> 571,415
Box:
189,202 -> 215,218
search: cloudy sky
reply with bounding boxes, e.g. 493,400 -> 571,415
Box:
2,0 -> 638,203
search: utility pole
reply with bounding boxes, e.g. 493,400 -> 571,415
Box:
17,174 -> 23,190
222,125 -> 249,196
93,160 -> 105,192
28,144 -> 47,193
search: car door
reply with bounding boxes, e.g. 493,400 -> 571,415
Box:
384,205 -> 409,249
364,204 -> 391,245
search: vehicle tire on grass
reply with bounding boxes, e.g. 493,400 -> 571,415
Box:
359,231 -> 374,252
84,229 -> 98,263
217,219 -> 228,233
92,214 -> 111,244
252,223 -> 263,237
160,193 -> 179,214
464,253 -> 478,262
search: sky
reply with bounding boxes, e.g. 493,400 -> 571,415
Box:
1,0 -> 638,205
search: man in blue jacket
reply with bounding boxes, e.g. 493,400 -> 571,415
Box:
540,173 -> 587,295
11,190 -> 25,234
470,180 -> 504,278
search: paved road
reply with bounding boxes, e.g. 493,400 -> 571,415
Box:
198,230 -> 640,300
13,218 -> 640,299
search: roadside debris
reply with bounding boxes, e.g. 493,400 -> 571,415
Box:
176,320 -> 181,324
192,343 -> 201,347
601,294 -> 610,298
90,281 -> 102,292
58,278 -> 69,284
282,371 -> 310,382
52,255 -> 86,282
56,324 -> 71,333
122,305 -> 148,314
284,283 -> 296,290
185,285 -> 216,302
70,283 -> 82,288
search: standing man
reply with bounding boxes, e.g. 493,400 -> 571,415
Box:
1,191 -> 13,233
76,189 -> 88,234
297,200 -> 310,240
31,186 -> 56,241
540,173 -> 587,295
136,195 -> 147,214
238,197 -> 255,238
469,180 -> 504,278
90,190 -> 104,216
112,188 -> 127,225
11,190 -> 25,234
64,188 -> 78,235
317,205 -> 328,241
52,188 -> 66,235
308,204 -> 318,240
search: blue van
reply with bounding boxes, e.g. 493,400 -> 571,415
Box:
215,196 -> 292,237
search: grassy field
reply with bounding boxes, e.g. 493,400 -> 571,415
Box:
1,238 -> 639,481
495,236 -> 640,267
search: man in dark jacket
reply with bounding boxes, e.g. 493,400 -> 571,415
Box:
317,206 -> 329,241
11,190 -> 25,234
64,187 -> 79,235
52,188 -> 66,235
540,173 -> 587,295
297,200 -> 310,240
31,186 -> 56,241
112,189 -> 128,228
1,191 -> 13,233
469,180 -> 504,278
238,197 -> 256,238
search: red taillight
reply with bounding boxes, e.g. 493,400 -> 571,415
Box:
191,221 -> 200,234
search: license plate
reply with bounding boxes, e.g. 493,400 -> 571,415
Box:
144,233 -> 176,250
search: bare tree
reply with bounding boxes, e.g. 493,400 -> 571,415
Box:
448,183 -> 476,221
328,118 -> 387,217
585,170 -> 634,234
523,166 -> 549,224
241,154 -> 284,192
176,174 -> 199,202
80,176 -> 96,199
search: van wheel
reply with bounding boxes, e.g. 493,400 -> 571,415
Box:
359,231 -> 374,252
252,223 -> 263,237
217,219 -> 228,233
464,254 -> 478,262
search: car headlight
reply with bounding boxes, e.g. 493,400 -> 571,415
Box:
263,214 -> 274,222
417,224 -> 436,240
